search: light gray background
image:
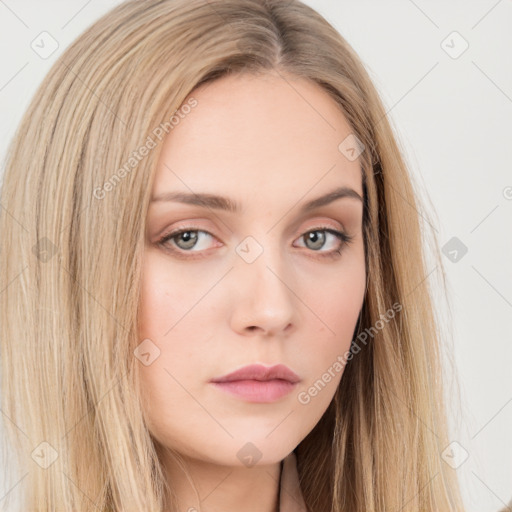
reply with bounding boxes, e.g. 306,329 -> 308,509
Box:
0,1 -> 511,511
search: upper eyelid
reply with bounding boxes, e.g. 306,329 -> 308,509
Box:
160,215 -> 347,236
163,224 -> 345,240
160,225 -> 348,249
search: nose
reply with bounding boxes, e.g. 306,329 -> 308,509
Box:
229,246 -> 296,337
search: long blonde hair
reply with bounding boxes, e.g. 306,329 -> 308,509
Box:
0,0 -> 466,510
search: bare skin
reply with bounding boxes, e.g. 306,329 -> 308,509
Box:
138,70 -> 366,512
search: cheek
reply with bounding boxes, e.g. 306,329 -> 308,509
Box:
138,252 -> 196,338
137,250 -> 218,385
299,258 -> 365,389
139,254 -> 173,337
310,257 -> 365,340
137,256 -> 209,448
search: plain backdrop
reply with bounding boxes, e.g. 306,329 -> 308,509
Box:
0,1 -> 511,511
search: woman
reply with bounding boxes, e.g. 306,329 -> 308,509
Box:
0,0 -> 469,510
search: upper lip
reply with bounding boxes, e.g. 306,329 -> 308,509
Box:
210,363 -> 300,384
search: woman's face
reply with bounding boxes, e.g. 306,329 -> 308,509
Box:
138,71 -> 366,467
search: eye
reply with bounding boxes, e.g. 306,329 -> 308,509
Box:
158,229 -> 216,255
294,227 -> 354,259
156,226 -> 354,259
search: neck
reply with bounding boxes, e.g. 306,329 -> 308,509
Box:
161,451 -> 282,512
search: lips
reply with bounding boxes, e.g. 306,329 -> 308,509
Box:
209,363 -> 300,403
210,363 -> 300,384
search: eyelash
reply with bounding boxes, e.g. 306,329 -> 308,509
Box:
156,225 -> 354,260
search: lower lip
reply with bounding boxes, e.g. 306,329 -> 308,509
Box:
210,379 -> 297,403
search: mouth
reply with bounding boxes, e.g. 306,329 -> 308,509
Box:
210,379 -> 298,403
210,363 -> 300,383
209,363 -> 300,403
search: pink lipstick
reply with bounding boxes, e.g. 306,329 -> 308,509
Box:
209,363 -> 300,403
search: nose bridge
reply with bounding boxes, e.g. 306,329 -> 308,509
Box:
235,232 -> 288,294
231,232 -> 296,334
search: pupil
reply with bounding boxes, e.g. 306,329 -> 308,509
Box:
307,231 -> 324,250
179,231 -> 197,249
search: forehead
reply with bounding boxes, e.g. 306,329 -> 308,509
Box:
151,72 -> 363,209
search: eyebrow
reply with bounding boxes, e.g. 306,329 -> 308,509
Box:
150,185 -> 363,213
